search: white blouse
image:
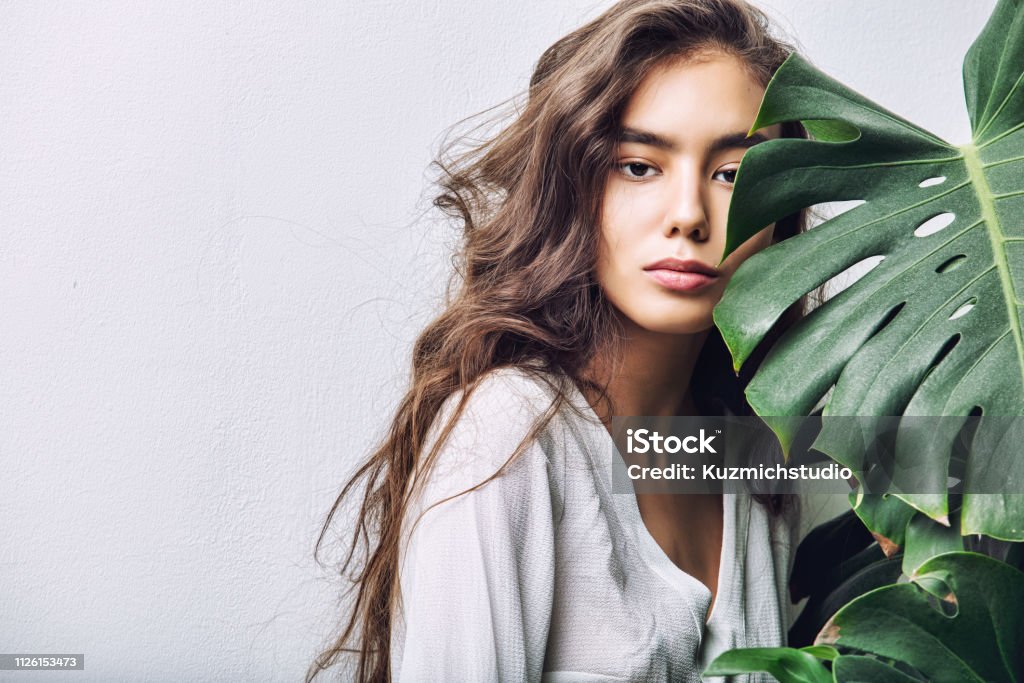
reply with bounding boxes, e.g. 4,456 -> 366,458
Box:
391,366 -> 800,682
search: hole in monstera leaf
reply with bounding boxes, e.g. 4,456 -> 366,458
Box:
919,176 -> 947,188
914,212 -> 956,237
934,333 -> 961,365
949,298 -> 976,321
867,301 -> 906,341
969,405 -> 983,417
921,333 -> 961,384
936,254 -> 967,273
806,199 -> 866,228
822,254 -> 884,298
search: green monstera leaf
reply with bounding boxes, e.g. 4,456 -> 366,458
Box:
818,552 -> 1024,683
703,645 -> 835,683
714,0 -> 1024,539
707,553 -> 1024,683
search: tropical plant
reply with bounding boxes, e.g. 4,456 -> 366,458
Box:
704,0 -> 1024,679
707,553 -> 1024,682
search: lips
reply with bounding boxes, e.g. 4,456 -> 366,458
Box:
643,258 -> 721,292
643,258 -> 721,276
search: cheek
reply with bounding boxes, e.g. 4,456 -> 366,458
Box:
596,184 -> 639,277
595,228 -> 628,299
707,192 -> 733,232
600,188 -> 628,247
601,178 -> 662,240
595,223 -> 640,312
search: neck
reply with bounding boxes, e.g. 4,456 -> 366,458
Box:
583,313 -> 711,424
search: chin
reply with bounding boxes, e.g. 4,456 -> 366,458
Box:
635,315 -> 715,336
608,295 -> 718,336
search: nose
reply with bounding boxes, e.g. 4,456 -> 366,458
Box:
663,168 -> 709,242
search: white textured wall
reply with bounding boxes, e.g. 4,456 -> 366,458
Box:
1,1 -> 995,680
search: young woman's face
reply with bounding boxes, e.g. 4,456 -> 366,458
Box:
597,51 -> 783,336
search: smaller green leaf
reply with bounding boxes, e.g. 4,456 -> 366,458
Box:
816,552 -> 1024,683
799,645 -> 839,662
848,490 -> 916,550
902,510 -> 964,577
703,647 -> 832,683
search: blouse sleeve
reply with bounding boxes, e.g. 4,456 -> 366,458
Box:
391,369 -> 564,683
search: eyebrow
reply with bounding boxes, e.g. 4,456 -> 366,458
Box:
619,127 -> 771,154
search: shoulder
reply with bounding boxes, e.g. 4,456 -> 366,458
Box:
459,365 -> 559,413
432,365 -> 567,444
418,365 -> 570,502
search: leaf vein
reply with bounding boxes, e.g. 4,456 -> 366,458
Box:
961,143 -> 1024,395
856,263 -> 996,413
981,154 -> 1024,169
974,57 -> 1024,141
978,120 -> 1024,150
940,330 -> 1011,414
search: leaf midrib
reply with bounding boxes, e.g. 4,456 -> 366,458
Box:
960,142 -> 1024,394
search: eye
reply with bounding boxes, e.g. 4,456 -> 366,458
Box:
618,161 -> 659,180
713,168 -> 738,184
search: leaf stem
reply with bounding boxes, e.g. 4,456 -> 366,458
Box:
960,143 -> 1024,384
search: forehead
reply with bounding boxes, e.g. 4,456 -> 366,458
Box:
620,52 -> 777,142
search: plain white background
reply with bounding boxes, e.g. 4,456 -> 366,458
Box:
1,1 -> 996,680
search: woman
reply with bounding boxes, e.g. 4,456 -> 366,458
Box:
311,0 -> 810,680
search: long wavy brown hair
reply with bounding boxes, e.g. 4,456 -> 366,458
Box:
309,1 -> 813,680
